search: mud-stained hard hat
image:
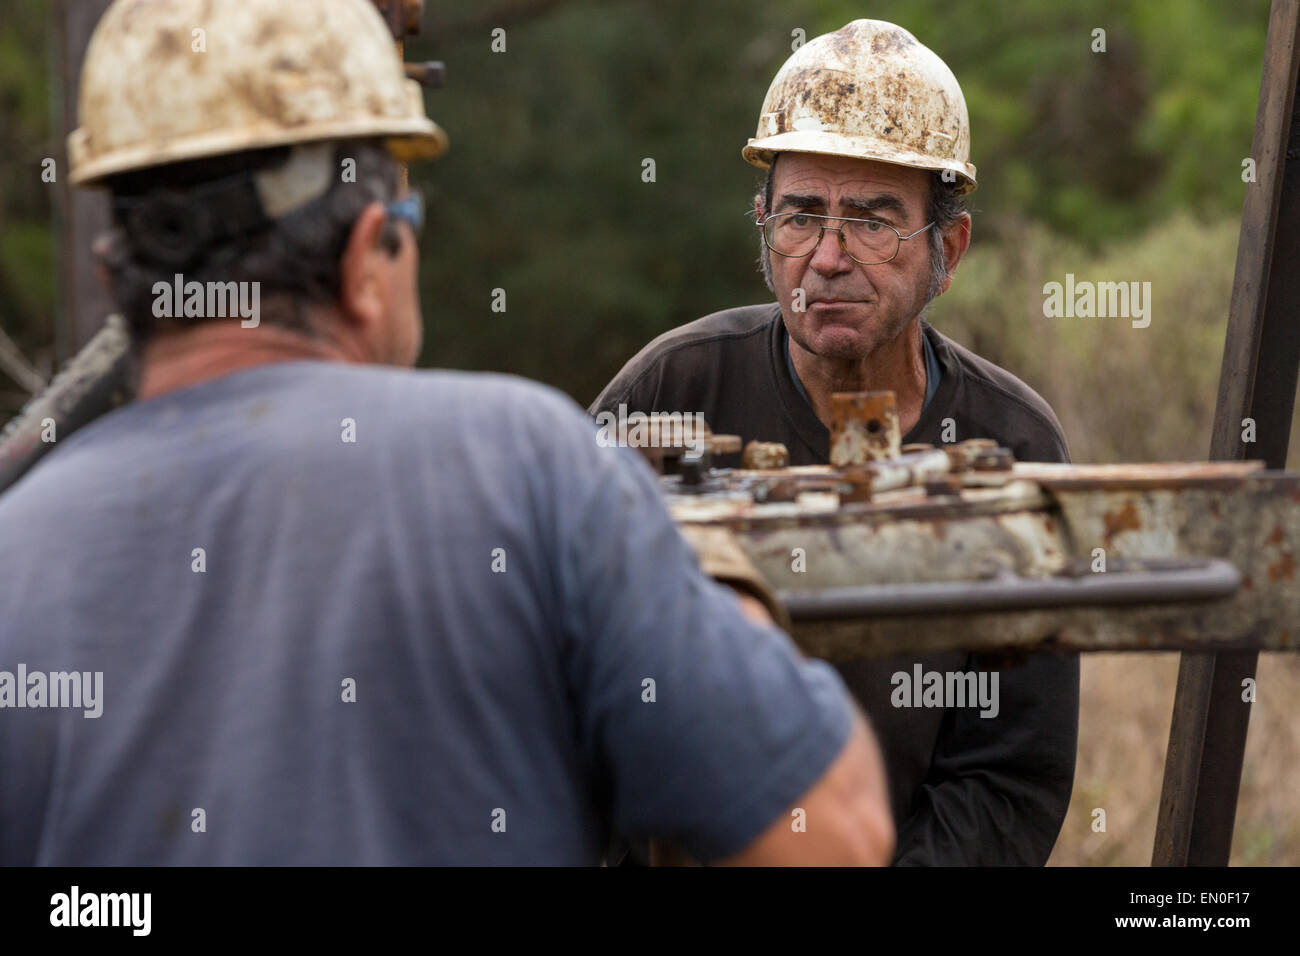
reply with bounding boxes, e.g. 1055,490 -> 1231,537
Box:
742,19 -> 977,195
68,0 -> 448,186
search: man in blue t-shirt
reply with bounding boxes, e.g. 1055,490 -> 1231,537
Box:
0,0 -> 892,866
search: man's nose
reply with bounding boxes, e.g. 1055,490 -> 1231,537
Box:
808,226 -> 853,276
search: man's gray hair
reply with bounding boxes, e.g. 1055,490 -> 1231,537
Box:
756,158 -> 966,305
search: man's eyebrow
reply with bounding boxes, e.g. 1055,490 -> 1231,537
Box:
841,194 -> 908,217
773,192 -> 911,218
774,193 -> 826,211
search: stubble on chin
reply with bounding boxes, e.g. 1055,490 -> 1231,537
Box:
785,309 -> 899,365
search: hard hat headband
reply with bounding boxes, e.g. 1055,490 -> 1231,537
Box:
112,173 -> 272,270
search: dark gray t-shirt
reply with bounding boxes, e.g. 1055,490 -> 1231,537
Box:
0,361 -> 852,865
782,324 -> 941,410
591,304 -> 1078,866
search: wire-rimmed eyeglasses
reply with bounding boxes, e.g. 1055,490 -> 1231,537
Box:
758,211 -> 934,265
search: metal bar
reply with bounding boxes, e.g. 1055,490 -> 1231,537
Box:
1152,653 -> 1217,866
1155,0 -> 1300,867
0,316 -> 134,492
781,559 -> 1240,620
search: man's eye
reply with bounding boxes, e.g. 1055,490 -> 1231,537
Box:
790,214 -> 813,227
862,220 -> 886,232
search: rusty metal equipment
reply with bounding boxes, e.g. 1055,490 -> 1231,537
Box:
648,416 -> 1300,868
656,441 -> 1297,660
828,391 -> 901,466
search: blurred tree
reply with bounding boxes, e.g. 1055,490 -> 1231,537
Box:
405,0 -> 1271,406
0,0 -> 57,413
0,0 -> 1279,434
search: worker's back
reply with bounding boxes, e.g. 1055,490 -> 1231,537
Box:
0,361 -> 852,864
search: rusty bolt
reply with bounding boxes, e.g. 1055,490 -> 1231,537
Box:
679,449 -> 707,489
742,440 -> 790,470
753,477 -> 800,503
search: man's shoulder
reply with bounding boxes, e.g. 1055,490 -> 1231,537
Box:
0,364 -> 592,508
239,362 -> 588,435
927,325 -> 1070,461
593,303 -> 779,412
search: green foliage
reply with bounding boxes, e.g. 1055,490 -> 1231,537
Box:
0,0 -> 1283,436
0,0 -> 57,415
406,0 -> 1272,408
931,212 -> 1239,463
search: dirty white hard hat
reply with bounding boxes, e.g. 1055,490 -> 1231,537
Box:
743,19 -> 977,195
68,0 -> 448,186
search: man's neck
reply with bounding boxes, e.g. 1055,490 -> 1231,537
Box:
789,317 -> 927,435
136,319 -> 368,401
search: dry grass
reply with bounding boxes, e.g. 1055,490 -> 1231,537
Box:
926,216 -> 1300,866
1047,652 -> 1300,865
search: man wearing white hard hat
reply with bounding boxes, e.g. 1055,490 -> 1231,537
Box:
594,20 -> 1079,865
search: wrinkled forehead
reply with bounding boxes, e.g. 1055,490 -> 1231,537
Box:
772,153 -> 932,207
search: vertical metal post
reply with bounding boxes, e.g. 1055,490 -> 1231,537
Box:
55,0 -> 117,361
1153,0 -> 1300,866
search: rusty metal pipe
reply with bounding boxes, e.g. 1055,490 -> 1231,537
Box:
779,558 -> 1241,620
860,448 -> 952,494
0,316 -> 134,492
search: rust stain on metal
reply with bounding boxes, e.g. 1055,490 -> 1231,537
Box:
1102,500 -> 1142,547
662,436 -> 1300,656
829,391 -> 900,466
1268,552 -> 1295,581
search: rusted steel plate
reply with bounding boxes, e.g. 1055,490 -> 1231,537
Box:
1012,460 -> 1268,490
664,462 -> 1300,658
829,391 -> 900,465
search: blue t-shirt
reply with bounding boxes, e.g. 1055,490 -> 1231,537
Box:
0,362 -> 851,865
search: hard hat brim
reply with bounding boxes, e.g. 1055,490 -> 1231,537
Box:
70,117 -> 447,187
743,130 -> 977,195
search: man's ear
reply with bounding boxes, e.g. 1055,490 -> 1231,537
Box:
754,193 -> 764,221
339,202 -> 390,328
939,212 -> 972,295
